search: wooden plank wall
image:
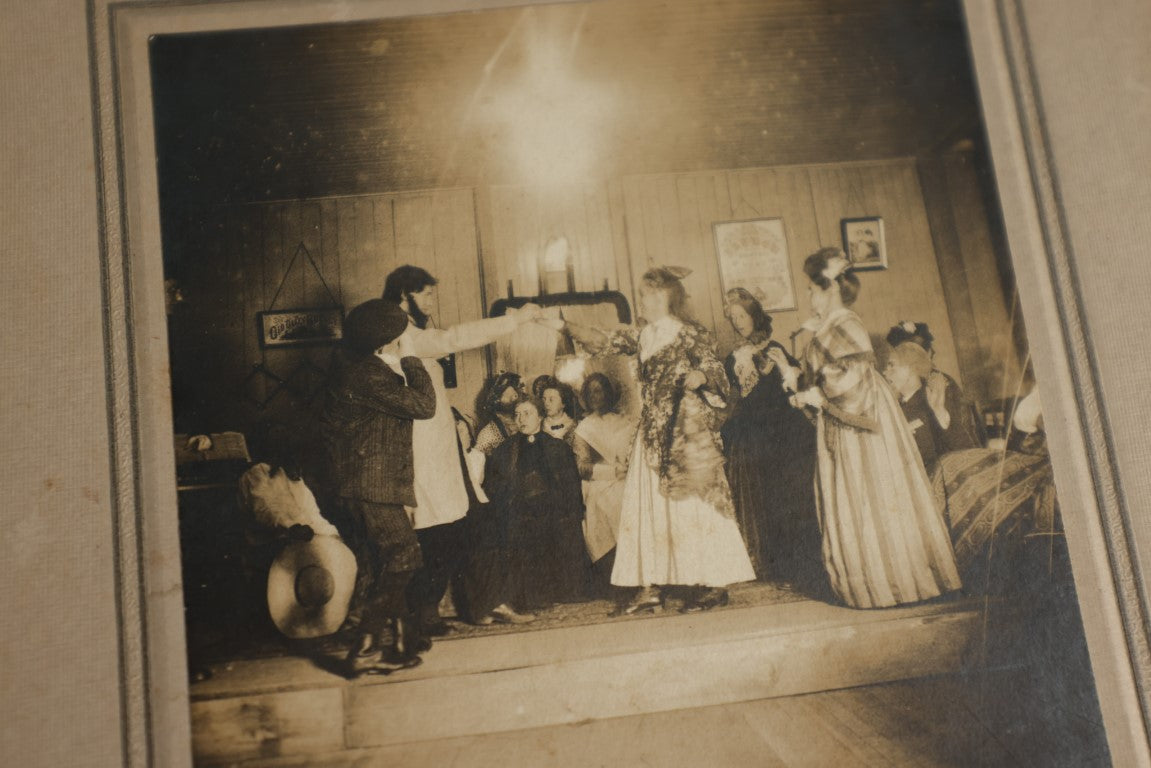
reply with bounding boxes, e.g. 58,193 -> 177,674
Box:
176,188 -> 484,449
174,156 -> 1018,444
918,153 -> 1025,403
477,183 -> 628,302
618,159 -> 964,383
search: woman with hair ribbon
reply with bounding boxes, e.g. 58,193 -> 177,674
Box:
540,266 -> 755,614
767,248 -> 961,609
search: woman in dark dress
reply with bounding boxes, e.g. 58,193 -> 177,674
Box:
477,397 -> 590,615
719,288 -> 821,588
885,321 -> 983,458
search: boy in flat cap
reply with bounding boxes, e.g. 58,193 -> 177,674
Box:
319,299 -> 436,678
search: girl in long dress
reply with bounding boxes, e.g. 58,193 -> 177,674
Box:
548,266 -> 755,613
768,249 -> 961,609
570,373 -> 638,593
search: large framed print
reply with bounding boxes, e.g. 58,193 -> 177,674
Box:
712,218 -> 797,312
48,0 -> 1151,766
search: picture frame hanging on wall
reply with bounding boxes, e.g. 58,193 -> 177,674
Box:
841,216 -> 887,270
257,307 -> 344,348
712,217 -> 797,312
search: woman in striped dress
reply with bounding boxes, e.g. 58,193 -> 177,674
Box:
768,248 -> 961,608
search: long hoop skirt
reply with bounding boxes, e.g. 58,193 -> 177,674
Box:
816,379 -> 962,608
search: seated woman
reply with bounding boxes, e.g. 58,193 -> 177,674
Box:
472,371 -> 525,456
541,380 -> 582,442
472,397 -> 590,618
882,341 -> 948,474
570,373 -> 638,594
720,288 -> 820,588
885,321 -> 983,458
930,387 -> 1057,591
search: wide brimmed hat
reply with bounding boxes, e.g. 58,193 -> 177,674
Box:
344,299 -> 410,354
267,534 -> 357,639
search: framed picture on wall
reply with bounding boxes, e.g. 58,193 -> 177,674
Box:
841,216 -> 887,270
712,218 -> 797,312
257,307 -> 344,348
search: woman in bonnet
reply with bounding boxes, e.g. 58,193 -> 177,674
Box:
543,266 -> 755,614
768,248 -> 961,608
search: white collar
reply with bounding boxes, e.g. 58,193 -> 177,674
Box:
640,315 -> 683,358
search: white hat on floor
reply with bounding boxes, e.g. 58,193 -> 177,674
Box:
267,534 -> 357,639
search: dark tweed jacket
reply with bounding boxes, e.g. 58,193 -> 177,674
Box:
320,350 -> 436,508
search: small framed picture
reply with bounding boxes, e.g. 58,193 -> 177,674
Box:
841,216 -> 887,270
257,307 -> 344,348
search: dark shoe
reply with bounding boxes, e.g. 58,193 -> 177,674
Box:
383,616 -> 430,665
679,587 -> 729,613
341,633 -> 380,679
418,604 -> 451,637
423,619 -> 452,637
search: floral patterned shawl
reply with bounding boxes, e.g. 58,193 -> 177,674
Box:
603,317 -> 734,517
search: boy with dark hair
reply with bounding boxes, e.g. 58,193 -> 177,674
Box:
319,298 -> 436,678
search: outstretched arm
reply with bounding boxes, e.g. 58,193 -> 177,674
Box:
405,305 -> 542,358
537,316 -> 638,357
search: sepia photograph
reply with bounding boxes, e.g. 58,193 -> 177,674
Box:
841,216 -> 888,270
41,0 -> 1150,765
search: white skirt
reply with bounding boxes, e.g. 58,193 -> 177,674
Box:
611,436 -> 756,588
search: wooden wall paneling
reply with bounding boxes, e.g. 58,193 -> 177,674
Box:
620,174 -> 668,302
890,165 -> 963,381
917,157 -> 986,398
480,186 -> 511,302
367,195 -> 397,305
549,186 -> 580,293
807,161 -> 961,381
723,167 -> 818,354
568,185 -> 591,292
492,185 -> 543,298
620,173 -> 725,330
216,208 -> 239,415
253,204 -> 284,407
431,188 -> 486,418
607,179 -> 636,312
281,203 -> 305,310
582,183 -> 617,294
392,194 -> 436,290
318,199 -> 343,310
298,201 -> 334,394
233,206 -> 265,423
253,203 -> 302,432
295,202 -> 328,309
520,186 -> 544,297
679,172 -> 733,342
943,153 -> 1025,401
632,175 -> 669,271
473,185 -> 503,309
339,196 -> 383,308
502,186 -> 534,298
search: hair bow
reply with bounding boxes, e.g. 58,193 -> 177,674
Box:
662,265 -> 692,279
821,253 -> 852,282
